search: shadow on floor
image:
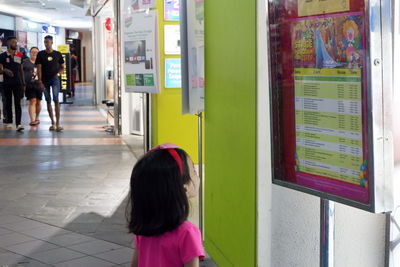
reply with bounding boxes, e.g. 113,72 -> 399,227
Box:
0,194 -> 217,267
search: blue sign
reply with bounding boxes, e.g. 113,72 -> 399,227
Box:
164,0 -> 180,21
165,58 -> 181,88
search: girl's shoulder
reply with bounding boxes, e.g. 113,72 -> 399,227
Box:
178,221 -> 200,232
175,221 -> 201,240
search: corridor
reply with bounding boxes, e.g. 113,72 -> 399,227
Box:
0,84 -> 136,266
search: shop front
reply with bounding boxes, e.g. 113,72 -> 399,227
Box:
91,0 -> 147,139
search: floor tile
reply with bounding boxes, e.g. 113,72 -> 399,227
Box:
19,225 -> 71,240
0,227 -> 12,236
46,232 -> 95,247
29,247 -> 86,264
6,239 -> 59,256
67,239 -> 122,255
0,232 -> 36,247
17,259 -> 52,267
94,247 -> 134,264
2,219 -> 47,232
53,256 -> 115,267
0,215 -> 26,225
0,252 -> 25,265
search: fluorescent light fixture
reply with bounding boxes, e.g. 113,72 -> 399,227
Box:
0,4 -> 92,29
28,22 -> 38,29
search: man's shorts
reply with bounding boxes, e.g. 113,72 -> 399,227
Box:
44,77 -> 61,103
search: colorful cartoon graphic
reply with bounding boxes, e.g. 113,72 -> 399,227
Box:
294,152 -> 301,172
359,160 -> 368,188
292,13 -> 364,69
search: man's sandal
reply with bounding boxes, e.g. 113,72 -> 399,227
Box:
56,126 -> 64,132
49,125 -> 56,131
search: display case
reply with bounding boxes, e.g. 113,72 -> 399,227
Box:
268,0 -> 397,213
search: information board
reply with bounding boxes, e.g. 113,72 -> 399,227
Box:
180,0 -> 204,114
122,9 -> 159,93
298,0 -> 350,17
164,0 -> 180,21
164,25 -> 180,55
165,58 -> 181,88
57,45 -> 71,93
268,0 -> 374,208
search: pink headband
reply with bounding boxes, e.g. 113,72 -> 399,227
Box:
150,143 -> 183,175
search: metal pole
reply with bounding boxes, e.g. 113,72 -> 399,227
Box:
385,212 -> 391,267
143,93 -> 151,152
113,0 -> 122,135
197,112 -> 203,235
91,16 -> 97,106
148,93 -> 152,151
320,198 -> 335,267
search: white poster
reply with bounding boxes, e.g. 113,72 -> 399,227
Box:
122,10 -> 159,93
127,0 -> 156,12
27,32 -> 38,49
181,0 -> 204,114
164,25 -> 180,55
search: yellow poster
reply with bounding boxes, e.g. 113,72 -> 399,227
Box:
298,0 -> 350,17
57,45 -> 69,54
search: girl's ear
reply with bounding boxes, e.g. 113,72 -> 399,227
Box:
183,183 -> 189,193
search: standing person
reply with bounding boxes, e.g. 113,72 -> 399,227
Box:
70,51 -> 78,97
0,40 -> 4,123
23,47 -> 42,126
127,143 -> 205,267
36,35 -> 64,131
69,45 -> 78,97
0,36 -> 25,131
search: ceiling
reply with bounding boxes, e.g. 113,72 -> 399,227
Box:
0,0 -> 92,29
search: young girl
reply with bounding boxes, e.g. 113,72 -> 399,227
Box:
128,143 -> 204,267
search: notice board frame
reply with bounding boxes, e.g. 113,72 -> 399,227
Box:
267,0 -> 395,213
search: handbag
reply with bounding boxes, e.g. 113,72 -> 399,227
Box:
32,80 -> 44,92
30,72 -> 44,92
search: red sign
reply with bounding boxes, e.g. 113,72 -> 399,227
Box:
105,18 -> 112,31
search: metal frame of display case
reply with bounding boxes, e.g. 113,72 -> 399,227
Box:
268,0 -> 396,213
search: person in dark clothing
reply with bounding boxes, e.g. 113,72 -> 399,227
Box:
23,47 -> 42,126
0,43 -> 6,123
0,76 -> 5,123
0,36 -> 25,131
36,35 -> 64,131
70,52 -> 78,97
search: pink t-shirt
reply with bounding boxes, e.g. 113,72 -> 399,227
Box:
134,221 -> 205,267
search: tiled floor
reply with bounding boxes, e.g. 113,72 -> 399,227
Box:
0,215 -> 133,266
0,85 -> 136,266
0,84 -> 214,267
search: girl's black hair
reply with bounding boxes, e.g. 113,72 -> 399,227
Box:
30,47 -> 39,51
127,148 -> 191,236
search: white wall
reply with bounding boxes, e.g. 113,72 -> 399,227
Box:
271,188 -> 320,267
257,0 -> 388,266
15,17 -> 23,31
269,187 -> 386,267
94,16 -> 106,105
0,14 -> 15,30
81,30 -> 93,82
55,28 -> 65,47
334,204 -> 386,267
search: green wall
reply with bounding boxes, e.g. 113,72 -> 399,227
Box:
204,0 -> 257,266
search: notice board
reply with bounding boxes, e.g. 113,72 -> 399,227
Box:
267,0 -> 382,210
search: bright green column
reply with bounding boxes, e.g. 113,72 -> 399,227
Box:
204,0 -> 257,266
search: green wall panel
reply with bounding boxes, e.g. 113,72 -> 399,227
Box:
204,0 -> 257,266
